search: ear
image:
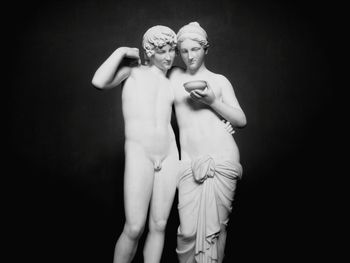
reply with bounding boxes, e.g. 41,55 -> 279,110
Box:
145,49 -> 154,59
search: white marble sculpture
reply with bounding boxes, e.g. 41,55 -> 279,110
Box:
169,22 -> 247,263
92,25 -> 180,263
92,22 -> 246,263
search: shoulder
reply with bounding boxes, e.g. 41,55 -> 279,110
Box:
211,73 -> 230,84
204,69 -> 229,84
132,64 -> 147,72
121,65 -> 147,87
129,64 -> 147,77
209,73 -> 233,89
168,66 -> 185,79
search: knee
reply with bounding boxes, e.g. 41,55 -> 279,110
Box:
123,222 -> 145,240
149,219 -> 167,233
178,226 -> 196,240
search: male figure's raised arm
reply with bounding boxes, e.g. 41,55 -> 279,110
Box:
92,47 -> 140,90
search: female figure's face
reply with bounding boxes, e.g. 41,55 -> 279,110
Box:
179,38 -> 206,72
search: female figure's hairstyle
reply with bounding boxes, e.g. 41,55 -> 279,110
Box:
177,22 -> 209,50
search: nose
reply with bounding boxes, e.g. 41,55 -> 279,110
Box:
165,52 -> 171,60
188,52 -> 193,60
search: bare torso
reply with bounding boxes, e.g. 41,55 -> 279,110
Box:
170,68 -> 240,162
122,66 -> 177,168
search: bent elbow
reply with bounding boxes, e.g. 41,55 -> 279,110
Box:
240,119 -> 247,128
237,116 -> 247,128
91,78 -> 105,90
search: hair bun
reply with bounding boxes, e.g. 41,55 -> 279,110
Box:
189,22 -> 200,27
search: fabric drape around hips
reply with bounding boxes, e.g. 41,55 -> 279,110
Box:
176,155 -> 242,263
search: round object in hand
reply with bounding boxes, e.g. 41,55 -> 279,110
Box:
183,80 -> 207,93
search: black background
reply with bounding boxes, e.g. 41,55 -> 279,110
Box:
8,0 -> 335,262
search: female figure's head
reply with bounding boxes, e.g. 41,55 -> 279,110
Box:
176,22 -> 209,73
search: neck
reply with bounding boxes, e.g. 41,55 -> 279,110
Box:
149,64 -> 167,76
187,62 -> 207,75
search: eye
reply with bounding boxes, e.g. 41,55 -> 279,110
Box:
181,50 -> 188,54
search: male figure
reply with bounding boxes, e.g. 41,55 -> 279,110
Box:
169,22 -> 247,262
92,26 -> 179,263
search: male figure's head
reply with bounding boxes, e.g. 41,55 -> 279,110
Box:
177,22 -> 209,73
142,25 -> 177,72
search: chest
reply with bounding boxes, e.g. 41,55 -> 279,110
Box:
123,75 -> 173,106
173,78 -> 222,104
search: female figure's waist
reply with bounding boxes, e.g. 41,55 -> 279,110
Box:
180,128 -> 240,162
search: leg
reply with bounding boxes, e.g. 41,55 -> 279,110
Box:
217,224 -> 227,263
176,163 -> 198,263
113,143 -> 154,263
216,179 -> 238,263
143,152 -> 179,263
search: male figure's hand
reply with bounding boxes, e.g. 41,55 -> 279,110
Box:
189,82 -> 216,105
120,47 -> 141,65
222,120 -> 235,135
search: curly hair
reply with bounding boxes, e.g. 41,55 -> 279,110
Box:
142,25 -> 177,64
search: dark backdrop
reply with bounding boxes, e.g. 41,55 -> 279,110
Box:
8,0 -> 334,262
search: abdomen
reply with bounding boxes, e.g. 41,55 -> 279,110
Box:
180,117 -> 240,162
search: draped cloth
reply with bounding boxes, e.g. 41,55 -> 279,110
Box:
176,155 -> 242,263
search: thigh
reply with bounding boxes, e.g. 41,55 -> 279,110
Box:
123,142 -> 154,225
216,178 -> 238,225
177,164 -> 199,236
149,151 -> 179,222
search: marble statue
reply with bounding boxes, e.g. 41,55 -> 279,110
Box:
92,25 -> 179,263
169,22 -> 247,263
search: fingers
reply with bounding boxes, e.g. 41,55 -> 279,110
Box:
222,120 -> 230,126
190,93 -> 199,101
126,48 -> 140,59
190,90 -> 203,100
196,87 -> 209,95
129,47 -> 139,53
222,120 -> 235,134
226,125 -> 234,134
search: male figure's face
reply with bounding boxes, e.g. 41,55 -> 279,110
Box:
150,44 -> 176,72
179,39 -> 206,72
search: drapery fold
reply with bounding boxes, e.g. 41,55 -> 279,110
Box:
176,155 -> 242,263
